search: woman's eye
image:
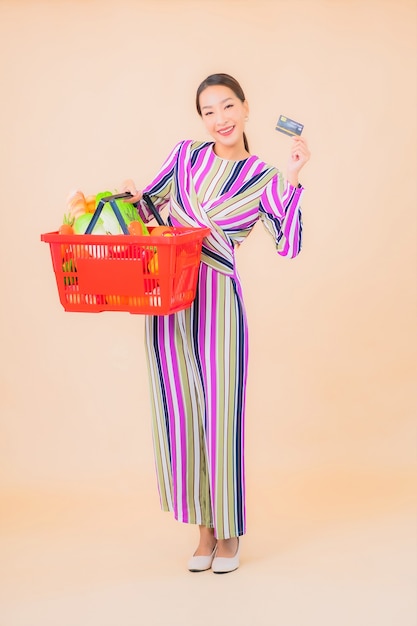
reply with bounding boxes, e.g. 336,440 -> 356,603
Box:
204,111 -> 213,116
225,104 -> 234,109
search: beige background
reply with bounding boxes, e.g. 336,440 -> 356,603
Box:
1,1 -> 416,625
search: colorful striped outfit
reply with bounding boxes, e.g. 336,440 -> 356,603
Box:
137,140 -> 303,539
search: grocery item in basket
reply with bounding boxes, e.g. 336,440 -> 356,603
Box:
66,190 -> 87,220
127,221 -> 147,235
59,214 -> 75,235
59,188 -> 149,237
94,190 -> 149,235
74,212 -> 107,235
151,225 -> 174,237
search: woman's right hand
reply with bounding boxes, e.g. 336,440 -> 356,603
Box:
121,179 -> 143,203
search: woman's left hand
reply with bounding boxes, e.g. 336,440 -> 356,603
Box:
286,136 -> 311,187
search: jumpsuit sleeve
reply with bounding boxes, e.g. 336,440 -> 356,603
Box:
135,141 -> 183,223
259,171 -> 304,258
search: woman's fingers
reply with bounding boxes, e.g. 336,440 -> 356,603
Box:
127,191 -> 143,203
120,179 -> 143,203
287,136 -> 311,182
290,137 -> 311,164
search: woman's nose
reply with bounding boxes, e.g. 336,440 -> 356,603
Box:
215,110 -> 227,125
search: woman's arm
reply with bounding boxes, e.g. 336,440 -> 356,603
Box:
259,172 -> 303,258
121,141 -> 183,223
286,136 -> 311,187
258,135 -> 310,257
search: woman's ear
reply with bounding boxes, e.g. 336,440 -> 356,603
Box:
244,100 -> 250,120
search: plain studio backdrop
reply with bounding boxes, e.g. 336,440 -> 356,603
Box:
0,1 -> 416,625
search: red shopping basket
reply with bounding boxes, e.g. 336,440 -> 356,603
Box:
41,193 -> 210,315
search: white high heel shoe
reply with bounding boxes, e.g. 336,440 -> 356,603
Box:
187,545 -> 217,572
212,538 -> 240,574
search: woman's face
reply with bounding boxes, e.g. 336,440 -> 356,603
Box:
198,85 -> 249,158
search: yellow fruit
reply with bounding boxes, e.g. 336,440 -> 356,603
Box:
85,195 -> 96,213
151,226 -> 175,237
148,252 -> 159,274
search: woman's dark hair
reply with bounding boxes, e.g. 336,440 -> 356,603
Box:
196,73 -> 250,153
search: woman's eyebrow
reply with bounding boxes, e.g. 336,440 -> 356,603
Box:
201,97 -> 234,110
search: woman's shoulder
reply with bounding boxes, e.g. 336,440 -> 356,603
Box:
172,141 -> 280,179
189,139 -> 213,154
251,153 -> 279,175
167,139 -> 213,160
173,139 -> 212,151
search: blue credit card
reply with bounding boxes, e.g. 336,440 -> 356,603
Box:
275,115 -> 304,136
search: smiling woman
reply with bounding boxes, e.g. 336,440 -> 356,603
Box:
196,73 -> 250,159
121,72 -> 310,574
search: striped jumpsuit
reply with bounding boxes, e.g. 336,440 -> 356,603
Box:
136,140 -> 303,539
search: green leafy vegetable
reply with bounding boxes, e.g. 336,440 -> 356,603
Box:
73,213 -> 107,235
95,190 -> 150,235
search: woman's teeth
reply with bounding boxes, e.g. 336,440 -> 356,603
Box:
218,126 -> 234,136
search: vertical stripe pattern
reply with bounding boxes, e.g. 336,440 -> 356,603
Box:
139,140 -> 303,539
145,264 -> 248,538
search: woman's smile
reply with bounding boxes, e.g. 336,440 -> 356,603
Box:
198,84 -> 249,160
217,125 -> 235,136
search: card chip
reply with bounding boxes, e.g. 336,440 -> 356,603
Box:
276,115 -> 304,136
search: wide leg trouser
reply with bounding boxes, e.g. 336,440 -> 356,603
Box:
144,263 -> 248,539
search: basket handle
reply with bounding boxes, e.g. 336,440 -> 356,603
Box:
116,191 -> 166,226
85,193 -> 130,234
141,193 -> 165,226
84,192 -> 165,235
